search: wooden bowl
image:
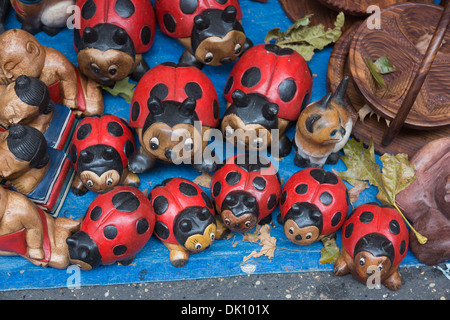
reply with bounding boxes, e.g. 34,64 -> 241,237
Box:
327,12 -> 450,157
349,3 -> 450,129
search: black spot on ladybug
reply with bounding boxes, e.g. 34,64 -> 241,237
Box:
216,0 -> 228,4
225,171 -> 241,186
113,244 -> 127,256
201,191 -> 213,209
180,0 -> 198,14
264,44 -> 294,56
319,192 -> 333,205
224,76 -> 233,95
77,123 -> 92,140
136,218 -> 150,235
212,181 -> 222,197
90,206 -> 102,221
115,0 -> 135,19
131,101 -> 140,122
153,195 -> 169,215
310,169 -> 339,185
107,121 -> 124,137
399,240 -> 406,255
179,182 -> 198,197
124,140 -> 134,158
345,189 -> 351,207
104,225 -> 118,240
267,194 -> 277,210
253,177 -> 266,191
280,190 -> 287,205
81,0 -> 96,20
140,26 -> 152,46
331,212 -> 342,227
241,67 -> 261,88
278,79 -> 297,103
150,83 -> 169,101
185,82 -> 203,100
155,221 -> 170,239
70,144 -> 77,164
213,100 -> 219,119
389,219 -> 400,235
295,184 -> 308,195
163,13 -> 177,33
359,211 -> 374,223
344,222 -> 354,238
112,192 -> 140,213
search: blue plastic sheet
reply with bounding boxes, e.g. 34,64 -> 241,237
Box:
0,0 -> 424,291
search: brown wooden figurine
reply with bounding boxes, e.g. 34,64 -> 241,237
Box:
294,76 -> 353,168
0,186 -> 80,269
0,125 -> 50,195
0,28 -> 103,117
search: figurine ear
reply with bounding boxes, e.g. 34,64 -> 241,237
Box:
244,195 -> 257,208
316,92 -> 332,110
25,40 -> 41,57
79,150 -> 94,163
147,97 -> 164,115
179,97 -> 196,117
224,194 -> 238,207
222,5 -> 237,23
112,28 -> 128,46
305,114 -> 322,133
83,27 -> 98,44
179,219 -> 192,233
311,210 -> 322,222
194,15 -> 210,30
231,89 -> 250,107
102,147 -> 116,161
332,76 -> 349,106
263,103 -> 279,120
198,207 -> 210,221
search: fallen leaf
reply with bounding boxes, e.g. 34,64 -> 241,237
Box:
242,224 -> 277,261
193,172 -> 213,188
99,77 -> 136,103
319,237 -> 340,264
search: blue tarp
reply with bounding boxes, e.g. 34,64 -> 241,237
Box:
0,0 -> 424,291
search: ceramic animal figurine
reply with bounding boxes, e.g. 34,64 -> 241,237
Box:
211,154 -> 281,237
0,125 -> 50,195
128,62 -> 220,174
74,0 -> 156,86
155,0 -> 253,68
0,187 -> 81,269
0,28 -> 104,117
278,168 -> 349,245
67,186 -> 155,270
11,0 -> 75,36
222,44 -> 313,157
70,114 -> 140,196
334,203 -> 409,291
294,76 -> 352,168
149,178 -> 216,267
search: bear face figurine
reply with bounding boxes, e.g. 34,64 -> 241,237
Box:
334,203 -> 409,291
128,62 -> 220,174
11,0 -> 75,36
67,186 -> 155,270
222,44 -> 313,157
155,0 -> 252,68
0,187 -> 81,269
149,178 -> 216,267
74,0 -> 156,86
0,125 -> 50,195
0,75 -> 54,133
294,76 -> 352,168
211,154 -> 281,237
70,114 -> 140,196
0,28 -> 103,117
278,168 -> 349,246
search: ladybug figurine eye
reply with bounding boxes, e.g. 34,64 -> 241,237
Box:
224,218 -> 231,225
359,257 -> 366,266
195,243 -> 202,250
108,65 -> 118,76
91,63 -> 101,74
150,137 -> 159,150
288,227 -> 294,234
305,232 -> 312,240
210,233 -> 215,241
86,180 -> 94,188
205,52 -> 214,63
234,43 -> 242,55
245,221 -> 251,228
106,178 -> 113,186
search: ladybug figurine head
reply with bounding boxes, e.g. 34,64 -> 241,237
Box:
279,168 -> 349,245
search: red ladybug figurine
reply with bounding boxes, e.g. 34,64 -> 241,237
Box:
222,44 -> 313,157
278,168 -> 349,245
155,0 -> 253,68
334,203 -> 409,291
67,186 -> 155,270
211,154 -> 281,237
150,178 -> 216,267
74,0 -> 156,85
70,114 -> 140,196
128,62 -> 220,174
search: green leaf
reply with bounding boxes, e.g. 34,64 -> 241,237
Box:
264,27 -> 283,44
100,77 -> 136,103
364,57 -> 390,92
374,55 -> 396,75
319,237 -> 340,264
